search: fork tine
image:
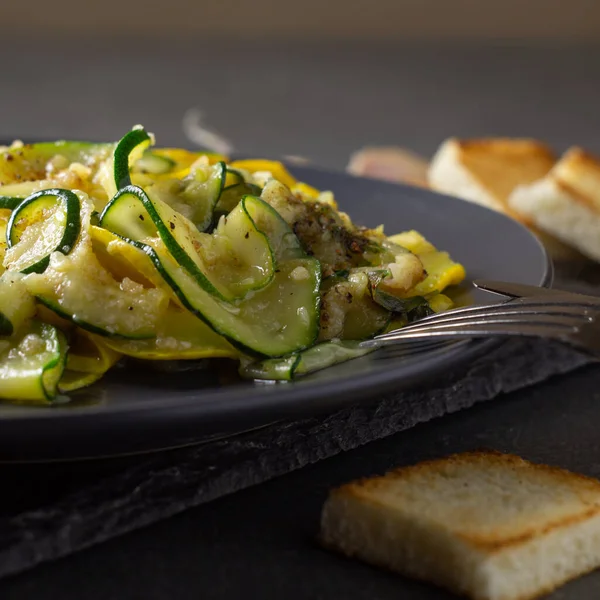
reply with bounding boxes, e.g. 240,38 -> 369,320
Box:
370,326 -> 579,357
394,301 -> 594,334
365,313 -> 583,347
389,313 -> 583,335
363,320 -> 579,348
405,314 -> 583,331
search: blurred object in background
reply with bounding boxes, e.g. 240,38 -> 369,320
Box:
182,108 -> 234,155
347,147 -> 430,187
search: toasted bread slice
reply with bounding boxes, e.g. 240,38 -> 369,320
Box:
509,148 -> 600,262
428,138 -> 582,260
320,450 -> 600,600
428,138 -> 556,219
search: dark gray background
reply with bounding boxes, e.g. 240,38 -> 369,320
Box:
2,41 -> 600,599
3,41 -> 599,167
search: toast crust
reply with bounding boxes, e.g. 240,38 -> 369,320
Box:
552,147 -> 600,213
554,179 -> 597,210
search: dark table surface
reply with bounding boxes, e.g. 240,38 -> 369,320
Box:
2,39 -> 600,599
4,366 -> 600,600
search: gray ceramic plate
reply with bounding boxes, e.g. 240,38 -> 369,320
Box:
0,165 -> 551,461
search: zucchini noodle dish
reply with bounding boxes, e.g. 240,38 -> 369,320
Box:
0,126 -> 466,404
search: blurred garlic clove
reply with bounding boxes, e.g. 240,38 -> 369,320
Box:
347,146 -> 430,188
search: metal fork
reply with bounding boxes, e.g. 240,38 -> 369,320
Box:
360,280 -> 600,357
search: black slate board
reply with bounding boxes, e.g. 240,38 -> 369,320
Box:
0,333 -> 592,579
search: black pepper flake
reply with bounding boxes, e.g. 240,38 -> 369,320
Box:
128,306 -> 134,311
139,214 -> 145,221
275,269 -> 281,273
244,232 -> 249,239
169,222 -> 175,230
4,154 -> 13,162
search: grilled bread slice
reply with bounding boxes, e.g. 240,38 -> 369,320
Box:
320,450 -> 600,600
509,148 -> 600,263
